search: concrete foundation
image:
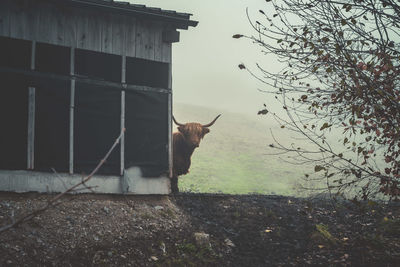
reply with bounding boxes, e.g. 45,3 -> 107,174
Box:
0,167 -> 171,194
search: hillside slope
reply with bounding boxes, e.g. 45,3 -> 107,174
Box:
173,103 -> 312,195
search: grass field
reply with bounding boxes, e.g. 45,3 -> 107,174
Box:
173,103 -> 315,196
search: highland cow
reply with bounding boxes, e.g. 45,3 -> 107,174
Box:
171,114 -> 221,193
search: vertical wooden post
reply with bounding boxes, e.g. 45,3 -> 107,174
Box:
70,46 -> 75,75
120,91 -> 125,175
69,80 -> 75,174
27,41 -> 36,170
121,55 -> 126,84
27,87 -> 35,170
168,62 -> 173,178
69,47 -> 75,174
30,41 -> 36,70
120,55 -> 126,175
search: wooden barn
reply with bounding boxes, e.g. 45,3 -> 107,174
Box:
0,0 -> 197,194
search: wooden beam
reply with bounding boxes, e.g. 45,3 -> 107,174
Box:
31,41 -> 36,70
120,90 -> 125,176
69,47 -> 75,174
120,55 -> 126,175
69,79 -> 75,174
168,63 -> 173,178
0,66 -> 171,94
70,47 -> 75,75
162,30 -> 180,43
27,87 -> 35,170
27,40 -> 36,170
121,55 -> 126,84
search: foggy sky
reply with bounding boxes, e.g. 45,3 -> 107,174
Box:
131,0 -> 281,116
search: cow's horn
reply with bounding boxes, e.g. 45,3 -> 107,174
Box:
172,116 -> 185,127
202,114 -> 221,128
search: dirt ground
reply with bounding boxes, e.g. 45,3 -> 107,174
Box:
0,192 -> 399,266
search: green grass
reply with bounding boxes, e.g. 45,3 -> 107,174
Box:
174,103 -> 314,196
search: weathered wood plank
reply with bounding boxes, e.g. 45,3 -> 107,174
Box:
69,79 -> 75,174
53,5 -> 66,46
0,66 -> 171,94
168,92 -> 173,178
2,1 -> 177,63
76,11 -> 89,49
69,47 -> 75,174
47,5 -> 59,44
154,23 -> 163,62
167,62 -> 172,177
8,0 -> 28,40
0,0 -> 10,37
120,90 -> 125,176
27,86 -> 35,170
161,42 -> 172,63
87,11 -> 102,52
121,55 -> 126,175
121,55 -> 126,83
27,40 -> 36,170
125,17 -> 136,58
70,47 -> 75,75
101,13 -> 113,54
136,19 -> 155,60
24,0 -> 38,41
63,6 -> 77,47
112,14 -> 126,55
35,3 -> 57,44
31,41 -> 36,70
167,62 -> 172,90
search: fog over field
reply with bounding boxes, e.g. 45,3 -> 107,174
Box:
173,103 -> 317,195
132,0 -> 282,116
129,1 -> 330,195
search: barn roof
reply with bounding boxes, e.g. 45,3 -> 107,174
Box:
54,0 -> 198,29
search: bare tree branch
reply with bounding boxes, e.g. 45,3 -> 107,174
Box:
237,0 -> 400,200
0,128 -> 126,234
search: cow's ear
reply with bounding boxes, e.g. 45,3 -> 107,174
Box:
203,128 -> 210,135
178,126 -> 184,133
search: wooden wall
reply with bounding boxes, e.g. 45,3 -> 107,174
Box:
0,0 -> 172,63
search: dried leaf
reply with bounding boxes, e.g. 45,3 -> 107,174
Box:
315,165 -> 325,172
320,123 -> 332,131
258,109 -> 269,115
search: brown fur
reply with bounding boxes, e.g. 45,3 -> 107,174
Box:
173,123 -> 209,177
171,115 -> 220,193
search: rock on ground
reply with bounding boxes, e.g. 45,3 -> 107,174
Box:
0,192 -> 399,266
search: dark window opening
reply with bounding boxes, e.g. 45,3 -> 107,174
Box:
35,43 -> 70,75
34,78 -> 70,172
125,90 -> 168,177
74,83 -> 121,175
0,35 -> 170,177
0,73 -> 29,170
75,49 -> 121,83
0,36 -> 31,70
126,57 -> 169,88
